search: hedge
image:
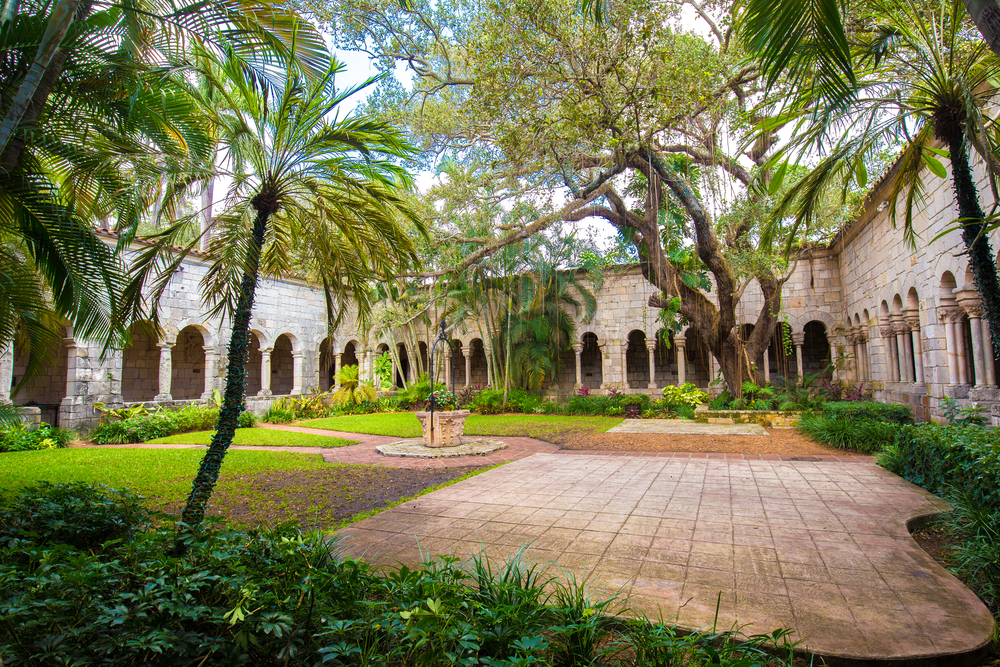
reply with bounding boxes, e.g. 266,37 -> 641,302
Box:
823,401 -> 913,424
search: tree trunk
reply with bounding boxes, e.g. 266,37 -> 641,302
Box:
180,205 -> 269,527
963,0 -> 1000,58
941,124 -> 1000,359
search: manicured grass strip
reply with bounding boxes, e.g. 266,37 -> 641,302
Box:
297,413 -> 623,443
145,428 -> 359,448
300,413 -> 422,437
0,448 -> 327,506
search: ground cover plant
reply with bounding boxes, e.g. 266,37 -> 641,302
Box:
146,428 -> 359,448
799,402 -> 912,454
91,404 -> 257,444
0,422 -> 70,453
298,414 -> 623,443
0,482 -> 801,666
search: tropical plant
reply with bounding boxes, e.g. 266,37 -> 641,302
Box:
93,402 -> 148,426
741,0 -> 1000,359
939,395 -> 989,426
333,365 -> 377,407
129,51 -> 422,528
373,351 -> 394,389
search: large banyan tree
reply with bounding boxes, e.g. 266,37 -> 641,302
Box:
317,0 -> 845,393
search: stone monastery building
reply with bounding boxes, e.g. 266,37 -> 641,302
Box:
5,157 -> 1000,430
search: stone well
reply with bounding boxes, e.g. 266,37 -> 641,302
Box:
414,409 -> 471,447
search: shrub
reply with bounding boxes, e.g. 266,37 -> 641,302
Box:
799,414 -> 902,453
674,404 -> 696,420
823,401 -> 913,424
238,411 -> 257,428
473,388 -> 505,415
0,482 -> 153,550
939,396 -> 989,426
92,413 -> 178,444
661,383 -> 707,408
708,390 -> 732,410
263,405 -> 295,424
171,404 -> 220,433
424,389 -> 458,410
0,422 -> 71,452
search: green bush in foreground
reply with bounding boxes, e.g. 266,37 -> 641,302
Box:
822,401 -> 913,424
0,422 -> 71,453
0,483 -> 800,666
92,406 -> 257,444
798,414 -> 902,453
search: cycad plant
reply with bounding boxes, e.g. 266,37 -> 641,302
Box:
134,52 -> 423,527
332,365 -> 376,406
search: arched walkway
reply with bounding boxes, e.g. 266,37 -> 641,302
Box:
625,330 -> 649,389
13,327 -> 69,425
580,332 -> 602,389
271,334 -> 295,395
318,338 -> 335,391
246,331 -> 263,396
803,321 -> 831,378
121,322 -> 158,402
172,326 -> 207,400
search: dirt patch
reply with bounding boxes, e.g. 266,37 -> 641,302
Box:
912,521 -> 958,568
560,427 -> 842,456
203,465 -> 483,530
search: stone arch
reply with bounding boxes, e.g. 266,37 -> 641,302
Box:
13,323 -> 70,425
318,338 -> 336,391
651,328 -> 678,387
271,333 -> 296,395
578,324 -> 607,345
121,321 -> 159,403
273,331 -> 301,354
246,330 -> 263,396
803,320 -> 831,378
892,293 -> 904,314
342,340 -> 359,367
172,320 -> 216,349
172,325 -> 207,400
767,321 -> 797,380
625,329 -> 649,389
448,340 -> 463,388
683,327 -> 712,388
466,338 -> 489,387
906,287 -> 920,312
395,342 -> 409,387
580,331 -> 602,389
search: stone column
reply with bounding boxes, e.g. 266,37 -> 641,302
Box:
676,337 -> 687,385
956,320 -> 970,386
829,338 -> 840,382
334,352 -> 344,389
709,353 -> 718,384
485,343 -> 494,386
201,347 -> 218,399
846,331 -> 858,382
857,332 -> 869,381
792,332 -> 805,379
905,316 -> 925,384
573,342 -> 583,388
463,349 -> 472,388
942,310 -> 961,387
444,349 -> 452,388
620,342 -> 629,388
0,344 -> 13,402
154,341 -> 173,401
959,299 -> 988,387
893,319 -> 911,383
646,340 -> 657,390
291,352 -> 303,395
880,327 -> 897,382
258,347 -> 273,396
982,318 -> 997,386
391,356 -> 397,388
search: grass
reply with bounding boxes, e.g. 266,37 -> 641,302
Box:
297,413 -> 622,444
0,448 -> 328,507
145,427 -> 359,448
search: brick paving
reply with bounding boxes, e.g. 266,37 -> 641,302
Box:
336,453 -> 995,665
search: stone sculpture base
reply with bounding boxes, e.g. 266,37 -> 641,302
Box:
414,409 -> 471,447
377,438 -> 507,458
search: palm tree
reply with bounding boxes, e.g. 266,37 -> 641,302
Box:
740,0 -> 1000,358
0,0 -> 329,387
134,52 -> 423,527
332,365 -> 377,406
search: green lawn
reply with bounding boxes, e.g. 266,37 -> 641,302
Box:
298,413 -> 622,444
145,428 -> 358,448
0,448 -> 327,506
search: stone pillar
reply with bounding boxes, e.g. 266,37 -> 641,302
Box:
391,356 -> 397,388
792,332 -> 804,379
573,342 -> 583,388
155,341 -> 173,401
620,342 -> 629,388
291,352 -> 303,395
905,316 -> 924,384
258,347 -> 273,396
857,332 -> 869,381
202,347 -> 218,399
0,344 -> 13,402
334,352 -> 344,389
893,319 -> 911,383
943,311 -> 961,387
444,349 -> 452,388
709,353 -> 718,384
982,318 -> 997,386
829,339 -> 840,382
958,296 -> 988,387
646,340 -> 657,390
763,344 -> 771,384
463,349 -> 472,388
676,337 -> 687,385
880,327 -> 897,382
485,343 -> 494,386
956,321 -> 970,386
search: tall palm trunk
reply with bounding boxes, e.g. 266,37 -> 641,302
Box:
940,123 -> 1000,359
180,203 -> 269,527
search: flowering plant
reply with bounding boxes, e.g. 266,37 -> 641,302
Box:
425,389 -> 458,411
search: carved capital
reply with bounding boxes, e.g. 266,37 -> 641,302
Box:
855,332 -> 868,343
964,302 -> 986,319
893,321 -> 911,335
880,326 -> 895,339
646,341 -> 657,352
572,342 -> 583,353
791,333 -> 805,346
904,317 -> 921,332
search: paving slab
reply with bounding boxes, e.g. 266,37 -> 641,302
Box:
607,420 -> 769,436
337,453 -> 993,665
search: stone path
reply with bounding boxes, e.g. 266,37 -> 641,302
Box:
337,453 -> 994,665
607,421 -> 769,436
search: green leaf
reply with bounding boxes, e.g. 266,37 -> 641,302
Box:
855,157 -> 867,189
769,161 -> 789,195
923,153 -> 947,179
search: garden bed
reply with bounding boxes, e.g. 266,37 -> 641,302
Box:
693,410 -> 802,427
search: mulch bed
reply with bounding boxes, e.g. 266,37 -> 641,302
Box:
204,465 -> 482,530
559,427 -> 842,456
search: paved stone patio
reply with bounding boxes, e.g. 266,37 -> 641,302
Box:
377,437 -> 507,458
607,420 -> 769,436
337,453 -> 994,665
